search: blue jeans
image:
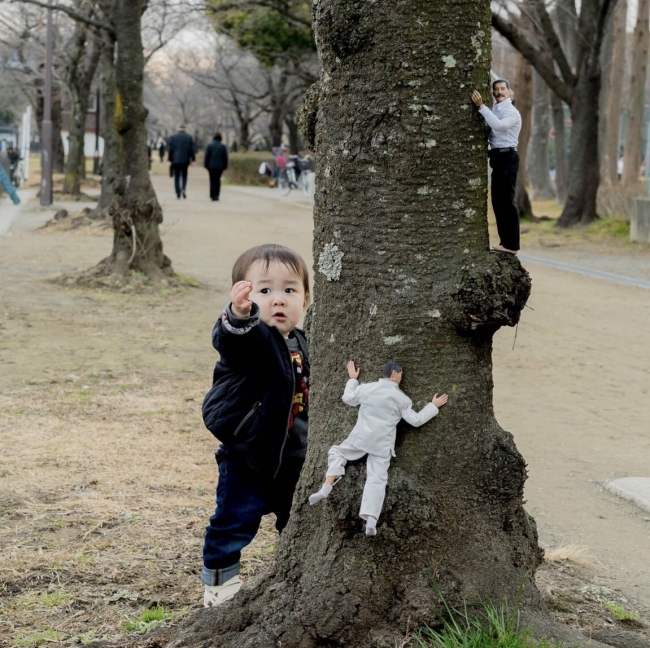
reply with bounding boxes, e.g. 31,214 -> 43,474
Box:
201,449 -> 299,586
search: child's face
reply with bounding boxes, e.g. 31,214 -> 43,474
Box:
246,259 -> 307,338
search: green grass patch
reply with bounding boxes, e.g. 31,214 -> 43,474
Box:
124,604 -> 173,634
224,152 -> 273,186
603,601 -> 639,623
173,273 -> 201,288
13,629 -> 65,646
585,217 -> 630,240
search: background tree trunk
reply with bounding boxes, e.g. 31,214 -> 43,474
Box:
96,31 -> 119,212
63,24 -> 101,196
600,0 -> 627,185
514,53 -> 534,218
551,94 -> 569,203
98,0 -> 172,278
622,0 -> 649,187
168,1 -> 542,646
285,115 -> 302,153
527,73 -> 555,200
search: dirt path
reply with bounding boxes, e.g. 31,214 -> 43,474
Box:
1,168 -> 650,644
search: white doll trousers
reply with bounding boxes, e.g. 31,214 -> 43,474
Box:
326,440 -> 390,520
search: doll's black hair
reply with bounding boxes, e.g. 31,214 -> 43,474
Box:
381,361 -> 402,378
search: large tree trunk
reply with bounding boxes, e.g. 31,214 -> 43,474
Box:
551,94 -> 569,203
98,0 -> 172,277
63,24 -> 100,196
514,54 -> 534,218
600,0 -> 627,185
168,2 -> 542,646
528,73 -> 555,200
622,0 -> 649,187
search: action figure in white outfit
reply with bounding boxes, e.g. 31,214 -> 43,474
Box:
309,360 -> 448,536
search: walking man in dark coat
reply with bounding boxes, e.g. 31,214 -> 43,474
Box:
204,133 -> 229,201
168,124 -> 195,199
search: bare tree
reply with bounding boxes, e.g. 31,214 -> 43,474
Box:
528,72 -> 554,200
514,52 -> 534,218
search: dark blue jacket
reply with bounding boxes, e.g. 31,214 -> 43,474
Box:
202,303 -> 309,479
204,140 -> 228,170
168,130 -> 195,165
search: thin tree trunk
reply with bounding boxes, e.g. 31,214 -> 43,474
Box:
52,96 -> 65,174
285,115 -> 302,154
169,1 -> 542,645
63,25 -> 100,195
528,72 -> 555,200
97,32 -> 119,212
514,54 -> 534,218
600,0 -> 627,185
622,0 -> 649,187
551,94 -> 569,203
239,119 -> 251,151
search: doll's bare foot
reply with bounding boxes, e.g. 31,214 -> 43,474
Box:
308,483 -> 332,505
491,245 -> 518,255
365,516 -> 377,536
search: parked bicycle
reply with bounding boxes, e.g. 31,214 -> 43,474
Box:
277,155 -> 315,205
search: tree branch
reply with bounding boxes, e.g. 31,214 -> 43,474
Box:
11,0 -> 113,33
492,11 -> 572,104
532,0 -> 576,86
204,0 -> 311,28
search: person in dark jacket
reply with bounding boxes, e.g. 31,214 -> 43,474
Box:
201,243 -> 310,607
168,124 -> 195,199
204,132 -> 229,201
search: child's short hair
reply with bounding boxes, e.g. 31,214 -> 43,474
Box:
232,244 -> 310,300
382,361 -> 402,378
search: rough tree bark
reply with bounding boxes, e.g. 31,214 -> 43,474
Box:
95,0 -> 172,278
63,22 -> 101,196
621,0 -> 649,187
514,53 -> 534,218
599,0 -> 627,185
167,2 -> 544,647
493,0 -> 618,226
527,72 -> 555,200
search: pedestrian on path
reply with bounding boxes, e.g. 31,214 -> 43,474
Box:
472,79 -> 522,255
204,133 -> 228,201
168,124 -> 195,199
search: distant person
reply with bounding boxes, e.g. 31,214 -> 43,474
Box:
6,145 -> 21,186
472,79 -> 522,255
159,141 -> 166,163
168,124 -> 195,199
204,133 -> 229,201
617,156 -> 624,182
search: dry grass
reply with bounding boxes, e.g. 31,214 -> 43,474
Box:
543,544 -> 596,566
0,373 -> 277,647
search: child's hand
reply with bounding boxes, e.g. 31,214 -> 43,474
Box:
432,393 -> 448,408
347,360 -> 360,379
231,281 -> 253,318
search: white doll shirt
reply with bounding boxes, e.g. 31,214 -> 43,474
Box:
341,378 -> 438,458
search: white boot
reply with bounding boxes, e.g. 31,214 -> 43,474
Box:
203,575 -> 241,607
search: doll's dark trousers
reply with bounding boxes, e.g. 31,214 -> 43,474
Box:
489,149 -> 520,251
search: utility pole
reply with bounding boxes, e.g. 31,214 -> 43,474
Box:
40,0 -> 54,206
